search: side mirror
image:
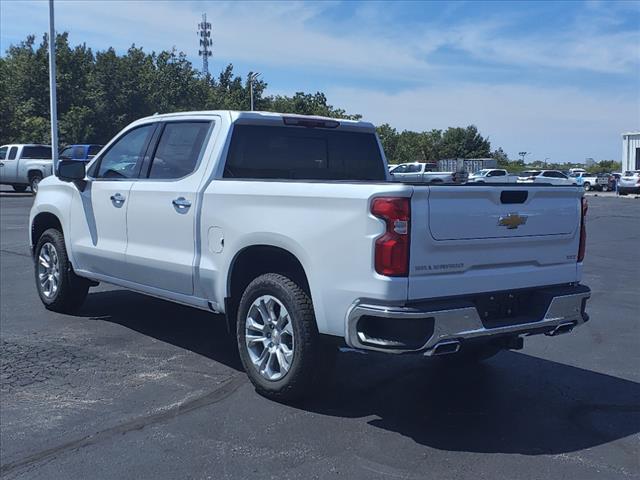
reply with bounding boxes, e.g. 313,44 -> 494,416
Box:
57,160 -> 86,181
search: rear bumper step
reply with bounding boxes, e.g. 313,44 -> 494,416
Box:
346,284 -> 590,354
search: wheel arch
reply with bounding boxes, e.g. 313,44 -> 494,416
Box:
31,211 -> 64,255
224,245 -> 311,334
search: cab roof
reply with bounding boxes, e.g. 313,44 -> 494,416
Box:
135,110 -> 375,131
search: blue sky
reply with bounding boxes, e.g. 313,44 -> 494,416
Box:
1,0 -> 639,163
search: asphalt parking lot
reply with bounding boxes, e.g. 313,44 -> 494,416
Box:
1,188 -> 639,479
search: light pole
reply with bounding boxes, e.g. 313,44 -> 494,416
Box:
48,0 -> 59,174
249,72 -> 261,111
518,151 -> 530,163
544,157 -> 550,168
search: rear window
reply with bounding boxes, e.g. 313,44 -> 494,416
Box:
22,146 -> 52,159
223,125 -> 385,181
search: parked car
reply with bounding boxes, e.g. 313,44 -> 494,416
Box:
467,169 -> 516,183
29,111 -> 591,401
569,172 -> 609,191
389,162 -> 453,183
518,170 -> 576,186
59,144 -> 104,163
618,171 -> 640,195
0,144 -> 53,193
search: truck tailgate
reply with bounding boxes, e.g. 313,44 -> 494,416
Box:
408,185 -> 582,300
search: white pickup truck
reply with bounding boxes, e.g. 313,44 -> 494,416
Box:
0,144 -> 53,193
389,162 -> 454,183
29,111 -> 591,401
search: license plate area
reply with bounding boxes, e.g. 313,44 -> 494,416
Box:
472,291 -> 547,328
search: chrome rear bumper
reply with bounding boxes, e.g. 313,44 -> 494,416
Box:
346,284 -> 590,355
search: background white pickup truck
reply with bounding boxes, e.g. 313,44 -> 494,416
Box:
389,162 -> 454,183
29,111 -> 591,401
570,172 -> 609,191
0,144 -> 53,193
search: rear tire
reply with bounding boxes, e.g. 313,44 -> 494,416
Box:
12,185 -> 27,192
30,173 -> 43,194
34,228 -> 90,313
237,273 -> 335,402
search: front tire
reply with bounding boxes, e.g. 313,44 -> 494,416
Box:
583,182 -> 591,191
34,228 -> 90,313
12,185 -> 27,193
237,273 -> 333,402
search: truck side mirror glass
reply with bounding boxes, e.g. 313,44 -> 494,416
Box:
58,160 -> 86,181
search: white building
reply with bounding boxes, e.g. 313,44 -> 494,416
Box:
622,132 -> 640,172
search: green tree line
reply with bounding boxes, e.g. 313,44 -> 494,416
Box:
0,33 -> 359,146
376,123 -> 496,164
9,32 -> 616,173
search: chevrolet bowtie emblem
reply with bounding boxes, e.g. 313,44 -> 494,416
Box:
498,213 -> 528,229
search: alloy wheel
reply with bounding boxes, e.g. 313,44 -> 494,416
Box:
245,295 -> 295,381
38,242 -> 60,298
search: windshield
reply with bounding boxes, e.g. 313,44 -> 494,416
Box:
623,171 -> 640,177
520,171 -> 540,177
472,169 -> 490,177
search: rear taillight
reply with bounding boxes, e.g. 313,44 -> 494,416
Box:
371,197 -> 410,276
578,197 -> 588,262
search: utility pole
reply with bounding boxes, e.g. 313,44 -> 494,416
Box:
518,151 -> 530,163
249,72 -> 261,111
197,13 -> 212,76
48,0 -> 59,174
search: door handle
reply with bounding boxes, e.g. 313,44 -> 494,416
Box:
172,197 -> 191,211
110,193 -> 126,207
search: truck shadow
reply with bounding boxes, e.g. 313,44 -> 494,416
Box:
78,289 -> 640,456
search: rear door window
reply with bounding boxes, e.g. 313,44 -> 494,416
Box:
146,122 -> 211,179
224,125 -> 385,181
7,147 -> 18,160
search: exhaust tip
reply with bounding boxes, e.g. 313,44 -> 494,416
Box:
426,340 -> 461,356
546,322 -> 575,337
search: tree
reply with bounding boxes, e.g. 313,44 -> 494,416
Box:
0,32 -> 360,146
1,31 -> 507,164
376,124 -> 398,163
440,125 -> 491,159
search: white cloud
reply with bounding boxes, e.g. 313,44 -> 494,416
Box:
4,0 -> 637,78
1,0 -> 638,161
327,83 -> 639,162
